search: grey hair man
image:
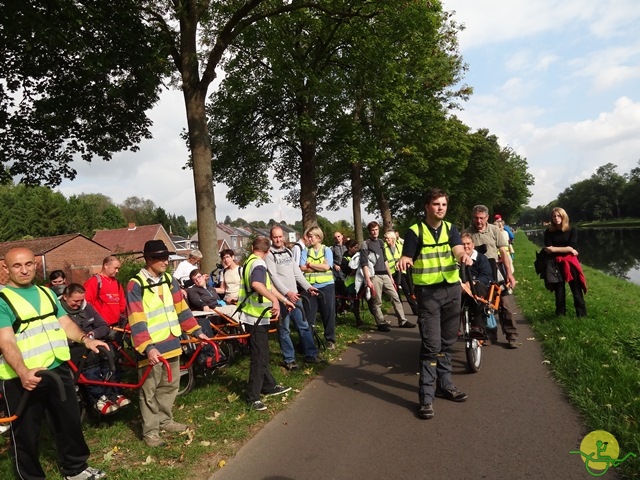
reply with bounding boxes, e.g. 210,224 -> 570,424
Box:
464,204 -> 522,348
266,226 -> 322,371
173,248 -> 203,284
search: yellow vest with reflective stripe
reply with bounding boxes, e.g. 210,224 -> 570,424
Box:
238,254 -> 272,320
0,287 -> 70,379
304,245 -> 334,284
384,244 -> 401,274
410,221 -> 460,286
132,274 -> 181,342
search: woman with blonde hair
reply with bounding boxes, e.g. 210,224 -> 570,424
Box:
543,207 -> 587,317
300,226 -> 337,349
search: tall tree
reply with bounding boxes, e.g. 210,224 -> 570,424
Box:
207,1 -> 468,235
143,0 -> 353,272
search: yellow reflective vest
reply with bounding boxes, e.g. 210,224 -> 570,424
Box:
384,244 -> 401,274
131,274 -> 181,343
304,245 -> 334,284
0,287 -> 70,379
238,254 -> 273,321
410,221 -> 460,286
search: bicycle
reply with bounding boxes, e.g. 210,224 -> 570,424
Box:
459,265 -> 498,373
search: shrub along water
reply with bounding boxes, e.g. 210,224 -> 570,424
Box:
514,231 -> 640,478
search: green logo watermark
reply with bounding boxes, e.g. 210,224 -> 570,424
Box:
570,430 -> 636,476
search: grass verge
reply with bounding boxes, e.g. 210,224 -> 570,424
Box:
513,231 -> 640,479
0,308 -> 373,480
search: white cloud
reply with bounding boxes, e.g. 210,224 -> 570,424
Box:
513,97 -> 640,206
447,0 -> 597,50
569,43 -> 640,92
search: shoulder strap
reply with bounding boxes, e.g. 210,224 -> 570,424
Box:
0,286 -> 58,333
413,222 -> 424,261
270,248 -> 293,258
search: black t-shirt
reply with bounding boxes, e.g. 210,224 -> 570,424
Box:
544,227 -> 577,249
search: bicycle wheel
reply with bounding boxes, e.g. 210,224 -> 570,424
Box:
177,362 -> 195,396
462,308 -> 482,373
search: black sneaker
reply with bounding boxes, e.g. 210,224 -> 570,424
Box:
435,385 -> 468,402
304,356 -> 324,364
418,403 -> 434,420
377,323 -> 391,332
399,320 -> 416,328
249,400 -> 267,411
282,361 -> 299,371
264,385 -> 291,397
507,337 -> 519,349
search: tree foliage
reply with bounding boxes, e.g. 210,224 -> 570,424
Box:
118,196 -> 190,237
0,185 -> 126,240
0,0 -> 168,185
0,185 -> 196,241
208,0 -> 470,232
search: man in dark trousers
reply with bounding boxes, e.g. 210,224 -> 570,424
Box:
0,247 -> 109,480
398,189 -> 472,420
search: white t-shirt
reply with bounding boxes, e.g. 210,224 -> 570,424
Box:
173,260 -> 197,283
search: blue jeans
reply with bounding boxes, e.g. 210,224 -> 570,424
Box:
278,300 -> 319,362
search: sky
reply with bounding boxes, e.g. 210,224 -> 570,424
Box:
57,0 -> 640,225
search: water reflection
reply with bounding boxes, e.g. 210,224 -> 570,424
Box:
526,228 -> 640,285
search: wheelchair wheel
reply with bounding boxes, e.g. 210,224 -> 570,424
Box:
465,338 -> 482,373
461,307 -> 482,373
177,362 -> 195,396
216,340 -> 236,368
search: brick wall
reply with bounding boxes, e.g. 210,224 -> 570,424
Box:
0,238 -> 110,286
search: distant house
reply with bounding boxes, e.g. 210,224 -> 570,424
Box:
92,223 -> 184,269
170,234 -> 191,252
277,224 -> 300,244
0,234 -> 111,285
189,228 -> 232,258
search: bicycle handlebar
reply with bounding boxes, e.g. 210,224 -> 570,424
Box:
96,345 -> 117,374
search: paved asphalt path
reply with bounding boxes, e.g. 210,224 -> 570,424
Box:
210,305 -> 619,480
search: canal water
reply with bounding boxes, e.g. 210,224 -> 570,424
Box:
525,228 -> 640,285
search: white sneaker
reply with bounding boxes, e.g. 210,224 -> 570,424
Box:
64,466 -> 106,479
95,395 -> 117,415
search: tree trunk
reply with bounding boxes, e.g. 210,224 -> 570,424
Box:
183,84 -> 219,273
351,162 -> 363,243
299,137 -> 318,230
373,175 -> 393,232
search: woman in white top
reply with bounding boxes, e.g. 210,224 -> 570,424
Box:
216,249 -> 240,304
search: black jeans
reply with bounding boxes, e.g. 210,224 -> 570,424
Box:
2,364 -> 90,480
553,265 -> 587,316
415,283 -> 461,404
245,322 -> 277,402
